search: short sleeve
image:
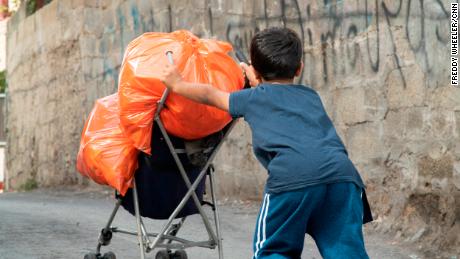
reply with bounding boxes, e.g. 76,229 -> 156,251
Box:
229,89 -> 252,118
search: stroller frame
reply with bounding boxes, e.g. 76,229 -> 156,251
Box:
89,53 -> 236,259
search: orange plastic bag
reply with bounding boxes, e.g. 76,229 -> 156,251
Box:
118,30 -> 244,154
76,94 -> 138,195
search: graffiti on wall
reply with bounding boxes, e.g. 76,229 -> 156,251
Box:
95,0 -> 450,90
98,3 -> 172,92
222,0 -> 449,87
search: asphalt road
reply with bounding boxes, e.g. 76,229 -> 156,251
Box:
0,189 -> 422,259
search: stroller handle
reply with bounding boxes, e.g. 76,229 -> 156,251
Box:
166,51 -> 174,64
234,50 -> 251,89
155,51 -> 175,118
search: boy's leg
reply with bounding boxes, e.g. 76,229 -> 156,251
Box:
252,185 -> 326,259
307,182 -> 369,259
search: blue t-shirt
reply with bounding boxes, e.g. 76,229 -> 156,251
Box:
229,83 -> 365,194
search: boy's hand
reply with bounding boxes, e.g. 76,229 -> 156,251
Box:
159,63 -> 183,90
240,62 -> 260,87
157,62 -> 230,111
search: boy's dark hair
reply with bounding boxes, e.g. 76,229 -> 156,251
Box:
250,27 -> 303,81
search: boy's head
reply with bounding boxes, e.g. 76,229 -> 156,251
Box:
250,27 -> 303,81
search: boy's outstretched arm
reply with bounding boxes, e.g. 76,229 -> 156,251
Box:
159,63 -> 229,112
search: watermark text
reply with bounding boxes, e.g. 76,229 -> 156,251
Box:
452,2 -> 459,86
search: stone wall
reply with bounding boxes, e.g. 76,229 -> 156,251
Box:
5,0 -> 459,256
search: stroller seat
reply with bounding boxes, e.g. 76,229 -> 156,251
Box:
85,118 -> 235,259
121,121 -> 207,220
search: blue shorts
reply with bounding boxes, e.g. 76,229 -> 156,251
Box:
253,182 -> 369,259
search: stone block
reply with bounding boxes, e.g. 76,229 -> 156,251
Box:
101,8 -> 116,35
364,86 -> 388,120
455,111 -> 460,138
424,110 -> 456,139
427,86 -> 460,110
97,36 -> 110,57
454,162 -> 460,190
383,109 -> 405,141
120,1 -> 141,33
169,0 -> 205,11
79,35 -> 97,58
417,155 -> 453,179
14,15 -> 25,43
58,7 -> 84,42
332,87 -> 366,126
405,107 -> 429,141
263,0 -> 282,17
83,8 -> 103,37
22,16 -> 35,41
173,9 -> 207,36
39,0 -> 58,25
406,108 -> 424,131
84,0 -> 103,8
71,0 -> 85,9
223,0 -> 248,15
101,0 -> 113,9
6,29 -> 18,67
345,122 -> 385,163
91,58 -> 104,78
56,0 -> 73,11
149,0 -> 170,12
212,13 -> 250,46
81,57 -> 93,79
383,106 -> 433,142
38,17 -> 60,50
386,65 -> 426,109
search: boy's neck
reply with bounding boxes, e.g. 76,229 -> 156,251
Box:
261,78 -> 295,85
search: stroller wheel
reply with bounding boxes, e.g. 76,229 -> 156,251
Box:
155,250 -> 171,259
83,253 -> 99,259
102,251 -> 116,259
99,229 -> 113,246
173,250 -> 188,259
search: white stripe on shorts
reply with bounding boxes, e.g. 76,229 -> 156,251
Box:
254,194 -> 270,258
259,194 -> 270,254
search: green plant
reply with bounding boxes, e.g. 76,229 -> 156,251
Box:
20,178 -> 38,191
0,70 -> 6,93
26,0 -> 36,16
25,0 -> 53,16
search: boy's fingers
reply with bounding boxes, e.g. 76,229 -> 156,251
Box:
240,63 -> 251,77
239,64 -> 259,87
239,62 -> 251,78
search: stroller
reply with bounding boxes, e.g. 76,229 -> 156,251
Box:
84,51 -> 249,259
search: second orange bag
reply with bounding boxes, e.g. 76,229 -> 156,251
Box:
76,94 -> 138,195
118,30 -> 244,154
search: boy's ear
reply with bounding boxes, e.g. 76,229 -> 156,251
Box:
295,62 -> 304,77
249,65 -> 262,87
251,65 -> 261,79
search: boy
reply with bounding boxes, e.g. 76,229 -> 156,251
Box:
159,27 -> 372,259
